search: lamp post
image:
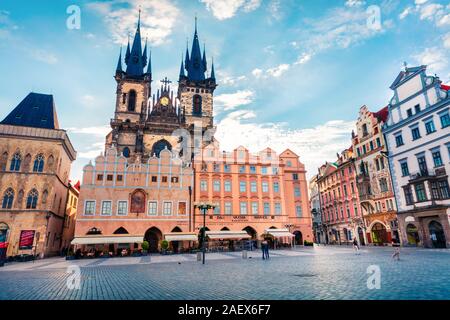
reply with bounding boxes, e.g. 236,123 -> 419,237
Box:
194,202 -> 216,265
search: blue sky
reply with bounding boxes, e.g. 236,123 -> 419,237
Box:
0,0 -> 449,181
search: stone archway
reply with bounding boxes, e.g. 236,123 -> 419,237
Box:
370,222 -> 388,245
171,227 -> 183,253
293,231 -> 303,245
144,227 -> 162,253
243,226 -> 257,239
152,140 -> 172,157
0,222 -> 9,244
429,221 -> 446,248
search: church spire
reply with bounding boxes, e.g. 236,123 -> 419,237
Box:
210,57 -> 215,81
125,11 -> 144,77
186,17 -> 206,81
179,54 -> 186,78
125,34 -> 131,65
116,47 -> 123,73
202,43 -> 207,72
146,50 -> 152,75
142,38 -> 148,68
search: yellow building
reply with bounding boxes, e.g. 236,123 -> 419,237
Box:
0,93 -> 77,258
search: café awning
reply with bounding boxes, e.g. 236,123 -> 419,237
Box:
206,231 -> 251,240
164,233 -> 198,242
265,229 -> 295,238
71,235 -> 144,245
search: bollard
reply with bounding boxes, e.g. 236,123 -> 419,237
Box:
197,252 -> 202,261
242,250 -> 247,259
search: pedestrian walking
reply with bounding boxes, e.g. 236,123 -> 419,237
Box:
352,238 -> 360,254
261,240 -> 270,260
392,247 -> 400,261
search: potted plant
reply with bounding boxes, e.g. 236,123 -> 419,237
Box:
141,241 -> 149,255
160,240 -> 169,255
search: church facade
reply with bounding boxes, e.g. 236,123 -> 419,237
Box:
73,16 -> 312,253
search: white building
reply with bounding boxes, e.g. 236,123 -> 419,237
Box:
384,65 -> 450,248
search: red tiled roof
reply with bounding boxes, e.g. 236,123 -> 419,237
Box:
372,106 -> 389,123
74,181 -> 81,191
441,84 -> 450,91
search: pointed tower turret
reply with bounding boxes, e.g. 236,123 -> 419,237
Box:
210,58 -> 215,81
179,54 -> 186,79
126,10 -> 144,77
142,38 -> 148,68
186,17 -> 206,81
116,47 -> 123,74
202,44 -> 207,72
146,50 -> 152,75
125,35 -> 131,65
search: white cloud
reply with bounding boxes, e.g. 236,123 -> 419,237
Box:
200,0 -> 261,20
81,95 -> 96,107
87,0 -> 179,46
443,32 -> 450,49
266,64 -> 290,77
30,49 -> 58,64
399,1 -> 449,27
345,0 -> 365,7
294,53 -> 312,65
413,47 -> 448,75
67,126 -> 111,136
215,114 -> 355,179
77,142 -> 105,159
214,90 -> 255,112
419,3 -> 444,21
251,68 -> 263,78
399,7 -> 413,19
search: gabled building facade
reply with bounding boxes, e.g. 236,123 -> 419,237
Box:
352,105 -> 399,246
384,65 -> 450,248
0,93 -> 77,258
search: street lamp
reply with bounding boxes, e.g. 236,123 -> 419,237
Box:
194,202 -> 216,265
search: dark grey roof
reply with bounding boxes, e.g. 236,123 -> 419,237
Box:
1,92 -> 59,129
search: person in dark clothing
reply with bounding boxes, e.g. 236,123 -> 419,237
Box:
261,240 -> 270,260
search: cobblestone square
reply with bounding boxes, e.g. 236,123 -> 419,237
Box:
1,246 -> 449,300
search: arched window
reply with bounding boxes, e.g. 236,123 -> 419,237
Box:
2,188 -> 14,209
152,140 -> 172,157
9,152 -> 21,171
128,90 -> 136,112
1,152 -> 8,171
122,147 -> 130,158
113,227 -> 129,235
193,95 -> 202,116
33,154 -> 45,172
130,189 -> 146,214
26,189 -> 38,209
87,227 -> 102,235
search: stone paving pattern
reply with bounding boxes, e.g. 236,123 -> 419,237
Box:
1,246 -> 449,300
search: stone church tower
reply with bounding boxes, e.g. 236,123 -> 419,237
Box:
106,14 -> 217,163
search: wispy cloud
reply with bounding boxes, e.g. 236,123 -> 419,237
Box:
87,0 -> 180,46
30,49 -> 58,64
67,126 -> 111,136
200,0 -> 261,20
214,90 -> 255,112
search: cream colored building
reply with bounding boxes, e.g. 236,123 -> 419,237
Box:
0,92 -> 77,258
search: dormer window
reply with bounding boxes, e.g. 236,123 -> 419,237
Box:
362,124 -> 368,137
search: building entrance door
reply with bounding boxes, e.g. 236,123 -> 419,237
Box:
144,227 -> 162,253
371,223 -> 388,245
429,221 -> 446,248
358,227 -> 365,246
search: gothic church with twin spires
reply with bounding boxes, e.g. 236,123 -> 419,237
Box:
107,15 -> 217,163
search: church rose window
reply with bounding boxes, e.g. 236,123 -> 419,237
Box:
130,189 -> 146,214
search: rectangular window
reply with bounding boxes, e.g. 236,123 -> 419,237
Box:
414,104 -> 421,114
107,174 -> 113,181
375,159 -> 380,171
148,201 -> 158,215
415,183 -> 427,202
239,181 -> 247,192
213,163 -> 220,172
224,164 -> 231,173
163,202 -> 172,215
84,201 -> 95,215
438,180 -> 450,199
296,206 -> 302,217
261,167 -> 268,174
97,174 -> 103,181
151,176 -> 157,182
411,127 -> 421,140
363,145 -> 367,154
101,201 -> 112,216
432,150 -> 443,167
178,202 -> 187,215
262,182 -> 269,193
251,202 -> 258,215
395,134 -> 404,147
171,177 -> 179,183
263,202 -> 270,215
250,166 -> 256,174
275,203 -> 281,215
370,141 -> 374,150
440,112 -> 449,128
425,119 -> 436,134
213,180 -> 221,192
273,182 -> 279,193
293,173 -> 299,180
272,167 -> 279,175
117,201 -> 127,216
214,204 -> 220,215
400,161 -> 409,177
162,176 -> 168,183
380,178 -> 388,193
294,186 -> 301,197
376,137 -> 381,148
117,174 -> 123,182
225,202 -> 232,215
407,109 -> 413,117
417,156 -> 428,175
200,180 -> 208,191
403,186 -> 414,205
250,181 -> 257,193
239,166 -> 246,173
224,180 -> 231,192
240,202 -> 248,215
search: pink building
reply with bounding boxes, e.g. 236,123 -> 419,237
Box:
317,148 -> 363,244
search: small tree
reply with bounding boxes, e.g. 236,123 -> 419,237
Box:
141,241 -> 149,252
160,240 -> 169,251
